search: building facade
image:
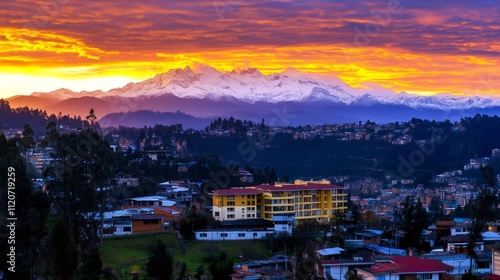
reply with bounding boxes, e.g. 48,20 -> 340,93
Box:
212,188 -> 261,221
211,180 -> 347,224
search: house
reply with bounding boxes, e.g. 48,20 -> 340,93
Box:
254,268 -> 294,279
97,209 -> 168,236
194,229 -> 274,241
356,256 -> 453,280
364,244 -> 407,256
124,196 -> 175,207
195,219 -> 276,240
144,149 -> 172,161
344,230 -> 384,248
233,255 -> 293,279
131,214 -> 165,234
230,272 -> 261,280
488,221 -> 500,233
156,182 -> 194,203
316,246 -> 375,279
320,259 -> 375,280
239,169 -> 254,183
421,250 -> 490,277
484,244 -> 500,279
316,247 -> 345,260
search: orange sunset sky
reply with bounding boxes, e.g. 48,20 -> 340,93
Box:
0,0 -> 499,98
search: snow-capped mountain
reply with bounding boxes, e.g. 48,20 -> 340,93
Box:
27,63 -> 499,111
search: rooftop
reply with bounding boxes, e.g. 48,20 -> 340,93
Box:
131,214 -> 165,220
358,256 -> 453,275
211,188 -> 262,196
126,196 -> 168,202
317,247 -> 345,256
255,183 -> 344,191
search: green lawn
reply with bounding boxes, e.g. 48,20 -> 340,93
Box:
98,233 -> 273,279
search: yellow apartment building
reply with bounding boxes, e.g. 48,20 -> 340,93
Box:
211,180 -> 347,223
211,188 -> 261,221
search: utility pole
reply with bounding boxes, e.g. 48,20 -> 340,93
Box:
285,241 -> 288,271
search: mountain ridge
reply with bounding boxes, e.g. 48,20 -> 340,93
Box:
5,63 -> 500,128
18,63 -> 500,110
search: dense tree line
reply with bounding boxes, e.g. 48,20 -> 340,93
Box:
0,130 -> 51,278
1,120 -> 112,279
0,99 -> 89,134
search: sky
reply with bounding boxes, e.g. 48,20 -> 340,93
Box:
0,0 -> 499,98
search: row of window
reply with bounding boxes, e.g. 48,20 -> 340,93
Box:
198,232 -> 260,238
226,195 -> 257,200
226,200 -> 256,206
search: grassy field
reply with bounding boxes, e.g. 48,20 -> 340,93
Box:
98,233 -> 273,279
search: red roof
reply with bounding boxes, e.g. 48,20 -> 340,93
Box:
255,183 -> 344,191
212,188 -> 261,196
361,256 -> 453,275
484,275 -> 500,280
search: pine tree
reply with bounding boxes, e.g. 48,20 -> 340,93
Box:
146,239 -> 174,280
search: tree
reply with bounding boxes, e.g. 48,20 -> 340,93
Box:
44,129 -> 116,268
361,210 -> 381,229
467,166 -> 497,273
195,265 -> 205,280
345,270 -> 365,280
428,196 -> 443,222
86,108 -> 97,129
208,252 -> 234,280
146,239 -> 174,280
399,196 -> 429,250
51,216 -> 77,280
19,123 -> 36,162
179,205 -> 214,240
0,133 -> 51,279
77,245 -> 103,280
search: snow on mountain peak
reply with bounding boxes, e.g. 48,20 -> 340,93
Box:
29,64 -> 500,110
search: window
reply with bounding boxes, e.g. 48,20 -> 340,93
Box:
221,233 -> 228,237
215,211 -> 220,217
200,233 -> 207,237
227,214 -> 235,219
151,220 -> 159,224
238,233 -> 245,237
123,227 -> 132,232
227,195 -> 235,200
227,207 -> 235,212
144,220 -> 151,225
420,274 -> 432,280
227,201 -> 235,206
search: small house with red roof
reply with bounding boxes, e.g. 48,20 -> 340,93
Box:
356,256 -> 453,280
